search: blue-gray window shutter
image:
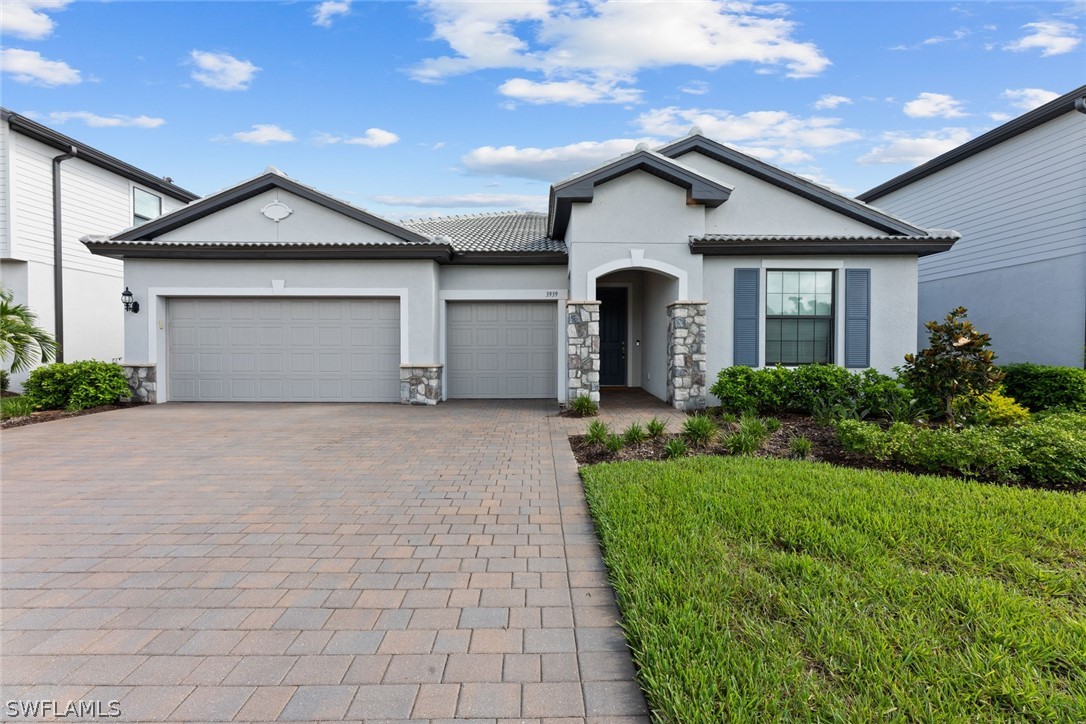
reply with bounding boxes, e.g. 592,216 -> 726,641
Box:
733,268 -> 759,367
844,269 -> 870,368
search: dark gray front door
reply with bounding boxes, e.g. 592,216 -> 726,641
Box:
598,288 -> 627,386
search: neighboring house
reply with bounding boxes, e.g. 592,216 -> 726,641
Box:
858,85 -> 1086,368
0,109 -> 198,385
84,134 -> 956,409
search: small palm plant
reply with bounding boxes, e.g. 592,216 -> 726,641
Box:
0,286 -> 57,373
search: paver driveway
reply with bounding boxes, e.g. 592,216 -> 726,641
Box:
1,400 -> 669,722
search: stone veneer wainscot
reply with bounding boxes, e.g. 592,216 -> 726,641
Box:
667,301 -> 707,411
566,301 -> 601,404
400,364 -> 443,405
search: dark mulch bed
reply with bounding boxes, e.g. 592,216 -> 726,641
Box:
570,412 -> 1076,490
1,401 -> 146,429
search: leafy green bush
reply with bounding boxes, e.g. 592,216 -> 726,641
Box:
682,414 -> 717,447
23,360 -> 129,411
960,389 -> 1030,427
569,394 -> 598,417
836,415 -> 1086,486
789,435 -> 812,459
585,420 -> 610,446
646,416 -> 668,438
901,307 -> 1003,424
663,438 -> 687,459
711,364 -> 907,418
1001,364 -> 1086,413
623,423 -> 647,446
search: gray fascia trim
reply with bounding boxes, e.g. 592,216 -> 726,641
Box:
690,238 -> 957,257
859,84 -> 1086,202
547,150 -> 732,239
1,108 -> 199,202
110,173 -> 432,245
657,135 -> 925,236
448,251 -> 568,265
83,241 -> 452,262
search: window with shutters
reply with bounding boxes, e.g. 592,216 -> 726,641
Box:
133,188 -> 162,226
765,270 -> 834,365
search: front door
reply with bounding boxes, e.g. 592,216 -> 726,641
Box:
598,287 -> 627,386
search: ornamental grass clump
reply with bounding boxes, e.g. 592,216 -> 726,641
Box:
623,422 -> 647,447
585,419 -> 610,446
682,414 -> 717,448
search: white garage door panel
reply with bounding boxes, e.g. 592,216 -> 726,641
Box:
168,298 -> 400,402
447,302 -> 556,399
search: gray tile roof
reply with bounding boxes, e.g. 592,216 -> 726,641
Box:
402,211 -> 566,253
692,232 -> 960,242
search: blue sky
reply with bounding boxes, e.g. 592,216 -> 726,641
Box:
2,1 -> 1082,220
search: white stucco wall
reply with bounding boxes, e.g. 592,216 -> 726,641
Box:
703,255 -> 918,393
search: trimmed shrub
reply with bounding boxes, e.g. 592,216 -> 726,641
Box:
1002,364 -> 1086,413
585,420 -> 610,446
569,394 -> 599,417
1001,413 -> 1086,485
709,365 -> 782,413
711,364 -> 907,419
23,360 -> 129,411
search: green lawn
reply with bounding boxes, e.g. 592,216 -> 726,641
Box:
582,456 -> 1086,722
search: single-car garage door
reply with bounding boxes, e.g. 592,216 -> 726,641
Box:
447,301 -> 556,399
168,298 -> 400,402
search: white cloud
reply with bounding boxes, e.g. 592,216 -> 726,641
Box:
461,138 -> 657,181
0,48 -> 80,85
313,0 -> 351,28
989,112 -> 1013,122
922,28 -> 970,45
635,106 -> 860,165
230,124 -> 295,144
315,128 -> 399,147
42,111 -> 165,128
813,94 -> 851,110
857,128 -> 973,165
189,50 -> 260,91
498,77 -> 640,105
680,80 -> 710,95
1001,87 -> 1060,110
411,1 -> 829,105
374,193 -> 545,211
0,1 -> 70,40
903,92 -> 967,118
1004,20 -> 1081,56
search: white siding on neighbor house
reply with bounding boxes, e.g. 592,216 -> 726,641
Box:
870,110 -> 1086,283
0,123 -> 10,258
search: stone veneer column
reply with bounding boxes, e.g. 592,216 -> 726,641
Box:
400,364 -> 443,405
566,301 -> 601,404
667,301 -> 708,411
122,363 -> 157,403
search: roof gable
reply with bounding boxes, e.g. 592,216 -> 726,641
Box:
548,149 -> 732,239
658,135 -> 925,236
111,172 -> 430,245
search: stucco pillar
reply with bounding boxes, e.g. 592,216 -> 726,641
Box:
667,301 -> 707,411
400,364 -> 443,405
566,301 -> 600,404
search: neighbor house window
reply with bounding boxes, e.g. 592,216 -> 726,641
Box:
133,188 -> 161,226
765,270 -> 834,365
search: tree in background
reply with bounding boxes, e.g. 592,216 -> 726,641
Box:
0,286 -> 57,373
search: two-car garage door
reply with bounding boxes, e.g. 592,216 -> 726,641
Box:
167,298 -> 400,402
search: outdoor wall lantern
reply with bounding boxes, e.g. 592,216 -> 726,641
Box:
121,287 -> 140,314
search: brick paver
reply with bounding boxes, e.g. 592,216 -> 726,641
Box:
0,396 -> 674,721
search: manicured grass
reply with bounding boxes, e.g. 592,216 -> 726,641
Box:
582,456 -> 1086,722
0,395 -> 36,420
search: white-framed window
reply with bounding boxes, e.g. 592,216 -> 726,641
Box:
765,269 -> 834,365
133,187 -> 162,226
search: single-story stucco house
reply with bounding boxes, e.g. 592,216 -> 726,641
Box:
83,133 -> 958,409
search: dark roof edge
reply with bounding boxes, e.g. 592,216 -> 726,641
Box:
449,251 -> 567,265
548,150 -> 732,239
111,173 -> 432,245
1,108 -> 199,202
658,135 -> 925,236
691,237 -> 956,258
83,240 -> 452,262
859,84 -> 1086,202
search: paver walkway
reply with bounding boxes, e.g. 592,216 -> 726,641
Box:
1,396 -> 679,722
